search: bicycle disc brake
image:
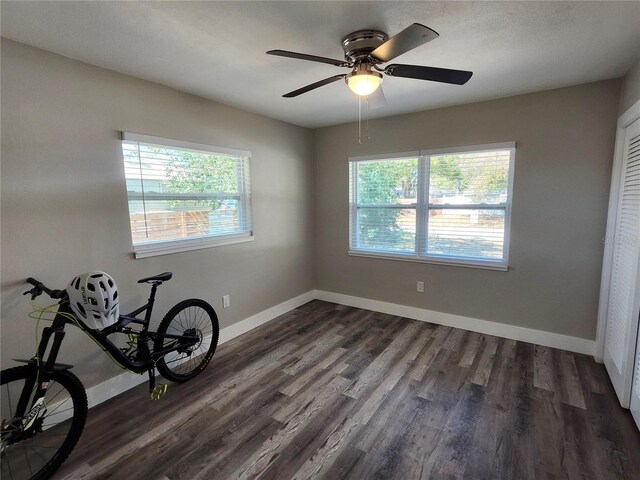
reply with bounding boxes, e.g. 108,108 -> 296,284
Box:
176,328 -> 200,354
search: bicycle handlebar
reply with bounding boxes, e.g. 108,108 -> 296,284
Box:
25,278 -> 67,300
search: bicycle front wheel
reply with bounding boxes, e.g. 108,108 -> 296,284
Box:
154,299 -> 219,383
1,365 -> 87,480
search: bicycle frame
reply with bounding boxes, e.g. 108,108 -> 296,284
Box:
30,282 -> 199,377
3,275 -> 213,479
9,277 -> 200,435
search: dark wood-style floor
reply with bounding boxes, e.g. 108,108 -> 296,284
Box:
56,300 -> 640,480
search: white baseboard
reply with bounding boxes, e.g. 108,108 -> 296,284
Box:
85,369 -> 148,408
82,288 -> 595,409
316,290 -> 595,356
83,290 -> 316,409
218,290 -> 317,344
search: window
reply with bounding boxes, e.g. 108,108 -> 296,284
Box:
349,142 -> 515,270
121,132 -> 252,258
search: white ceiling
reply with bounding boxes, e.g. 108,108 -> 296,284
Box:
2,1 -> 639,128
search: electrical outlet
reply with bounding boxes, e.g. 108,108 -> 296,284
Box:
417,281 -> 424,293
222,295 -> 230,308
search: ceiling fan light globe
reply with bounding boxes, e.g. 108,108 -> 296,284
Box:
346,71 -> 382,96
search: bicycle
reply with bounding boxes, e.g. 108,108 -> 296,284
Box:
0,272 -> 220,480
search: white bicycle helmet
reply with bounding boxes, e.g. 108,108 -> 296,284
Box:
67,272 -> 120,330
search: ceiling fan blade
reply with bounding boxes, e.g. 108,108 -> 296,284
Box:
370,23 -> 439,63
385,64 -> 473,85
267,49 -> 349,67
367,86 -> 387,109
283,74 -> 347,98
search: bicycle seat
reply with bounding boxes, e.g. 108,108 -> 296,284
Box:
137,272 -> 173,284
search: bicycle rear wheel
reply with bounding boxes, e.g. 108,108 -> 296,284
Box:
1,365 -> 87,480
154,299 -> 219,383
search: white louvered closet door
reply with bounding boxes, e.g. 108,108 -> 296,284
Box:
603,117 -> 640,410
631,310 -> 640,429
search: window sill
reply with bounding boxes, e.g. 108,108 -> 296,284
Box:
348,250 -> 509,271
133,234 -> 254,259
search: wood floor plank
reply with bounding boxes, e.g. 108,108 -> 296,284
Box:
353,328 -> 432,453
165,391 -> 289,479
458,331 -> 483,368
531,389 -> 567,479
230,375 -> 352,480
280,347 -> 347,397
118,375 -> 292,480
353,323 -> 432,425
557,351 -> 587,409
255,395 -> 358,480
210,343 -> 304,411
465,393 -> 509,478
187,416 -> 284,480
55,301 -> 640,480
442,327 -> 467,352
560,401 -> 609,479
353,374 -> 416,454
318,444 -> 365,480
283,326 -> 345,376
417,348 -> 455,401
109,404 -> 230,480
349,387 -> 428,480
485,338 -> 516,407
430,324 -> 452,344
274,361 -> 349,423
408,324 -> 450,381
421,382 -> 486,478
579,388 -> 640,479
470,336 -> 499,387
354,330 -> 430,452
505,342 -> 536,479
533,344 -> 556,392
285,414 -> 360,480
463,338 -> 519,479
289,323 -> 431,479
343,321 -> 421,399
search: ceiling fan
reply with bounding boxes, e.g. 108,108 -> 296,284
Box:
267,23 -> 473,102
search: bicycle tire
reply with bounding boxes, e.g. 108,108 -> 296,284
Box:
1,365 -> 88,480
154,299 -> 219,383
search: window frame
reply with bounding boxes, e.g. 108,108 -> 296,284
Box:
348,142 -> 516,271
121,132 -> 254,259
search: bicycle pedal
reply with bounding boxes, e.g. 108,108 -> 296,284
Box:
150,384 -> 168,401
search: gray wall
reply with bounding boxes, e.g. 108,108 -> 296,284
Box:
1,39 -> 315,388
619,56 -> 640,115
314,80 -> 620,340
0,36 -> 628,394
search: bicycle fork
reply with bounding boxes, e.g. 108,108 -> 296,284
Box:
1,375 -> 50,453
14,328 -> 66,431
21,388 -> 48,431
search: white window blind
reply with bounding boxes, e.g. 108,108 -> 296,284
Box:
349,143 -> 515,270
121,133 -> 252,258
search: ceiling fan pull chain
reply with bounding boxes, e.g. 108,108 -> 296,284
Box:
358,96 -> 363,144
366,97 -> 371,141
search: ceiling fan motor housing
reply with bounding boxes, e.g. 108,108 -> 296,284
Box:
342,30 -> 388,63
